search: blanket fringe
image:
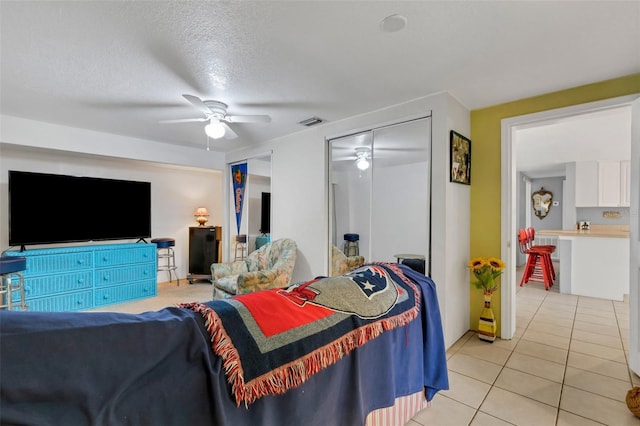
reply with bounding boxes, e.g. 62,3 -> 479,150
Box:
180,263 -> 422,407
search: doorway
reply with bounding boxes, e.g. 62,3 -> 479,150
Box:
501,95 -> 638,340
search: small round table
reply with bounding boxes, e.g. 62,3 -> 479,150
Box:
394,253 -> 425,263
394,254 -> 426,274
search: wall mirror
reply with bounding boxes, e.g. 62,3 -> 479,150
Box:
227,154 -> 271,261
328,116 -> 432,275
532,187 -> 553,219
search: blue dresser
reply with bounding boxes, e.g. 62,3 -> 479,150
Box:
3,243 -> 157,311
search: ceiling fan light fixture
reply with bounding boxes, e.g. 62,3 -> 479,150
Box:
356,157 -> 370,171
205,120 -> 226,139
355,150 -> 370,170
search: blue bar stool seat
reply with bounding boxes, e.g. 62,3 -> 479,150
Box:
343,233 -> 360,257
151,238 -> 179,286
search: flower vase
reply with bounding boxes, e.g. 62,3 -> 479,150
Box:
478,291 -> 497,343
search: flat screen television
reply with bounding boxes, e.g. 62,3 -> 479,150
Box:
9,170 -> 151,248
260,192 -> 270,234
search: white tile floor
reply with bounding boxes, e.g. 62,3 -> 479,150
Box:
409,263 -> 639,426
88,267 -> 640,426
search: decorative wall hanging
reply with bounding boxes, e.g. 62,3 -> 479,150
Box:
531,187 -> 553,220
231,162 -> 248,234
450,130 -> 471,185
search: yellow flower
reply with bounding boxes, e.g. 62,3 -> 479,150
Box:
487,257 -> 505,272
467,256 -> 505,292
468,257 -> 488,271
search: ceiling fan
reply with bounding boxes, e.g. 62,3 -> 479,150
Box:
160,94 -> 271,139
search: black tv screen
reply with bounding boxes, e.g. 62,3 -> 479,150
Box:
9,170 -> 151,247
260,192 -> 271,234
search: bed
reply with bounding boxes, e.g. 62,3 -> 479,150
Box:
0,262 -> 448,426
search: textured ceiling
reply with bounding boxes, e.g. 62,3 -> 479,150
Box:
1,1 -> 639,154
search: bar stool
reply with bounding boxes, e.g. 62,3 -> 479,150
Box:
526,227 -> 556,281
0,256 -> 28,311
518,229 -> 554,290
343,233 -> 360,257
151,238 -> 179,286
234,234 -> 247,261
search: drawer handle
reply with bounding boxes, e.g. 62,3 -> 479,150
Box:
103,294 -> 109,299
102,256 -> 109,262
78,278 -> 85,284
77,259 -> 85,264
77,300 -> 83,305
103,275 -> 109,281
24,286 -> 31,294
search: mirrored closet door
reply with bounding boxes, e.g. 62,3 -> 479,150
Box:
328,116 -> 432,274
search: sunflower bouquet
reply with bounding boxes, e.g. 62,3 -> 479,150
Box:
468,257 -> 506,294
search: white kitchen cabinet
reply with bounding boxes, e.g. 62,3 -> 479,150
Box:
574,160 -> 629,207
620,160 -> 631,206
574,161 -> 599,207
598,161 -> 621,206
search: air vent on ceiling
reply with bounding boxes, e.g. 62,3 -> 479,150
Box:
298,116 -> 324,127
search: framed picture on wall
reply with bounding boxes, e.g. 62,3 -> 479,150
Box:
450,130 -> 471,185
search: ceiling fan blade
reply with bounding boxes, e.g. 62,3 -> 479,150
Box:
159,117 -> 208,124
226,114 -> 271,124
221,122 -> 238,139
182,94 -> 212,115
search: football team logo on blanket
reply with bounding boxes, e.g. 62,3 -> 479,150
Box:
179,262 -> 422,407
277,264 -> 402,319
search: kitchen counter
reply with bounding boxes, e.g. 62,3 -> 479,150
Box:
536,226 -> 629,301
538,225 -> 629,239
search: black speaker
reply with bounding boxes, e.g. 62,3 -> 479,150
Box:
188,226 -> 219,280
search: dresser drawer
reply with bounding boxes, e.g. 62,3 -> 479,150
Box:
20,291 -> 93,312
22,252 -> 93,276
94,246 -> 155,268
19,271 -> 94,299
94,280 -> 156,306
95,263 -> 156,287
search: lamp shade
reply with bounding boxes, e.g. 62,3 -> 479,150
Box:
194,207 -> 210,226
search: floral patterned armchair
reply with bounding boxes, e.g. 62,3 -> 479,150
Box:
330,244 -> 365,276
212,238 -> 297,299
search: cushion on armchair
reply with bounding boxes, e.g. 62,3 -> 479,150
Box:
331,245 -> 365,276
212,238 -> 297,298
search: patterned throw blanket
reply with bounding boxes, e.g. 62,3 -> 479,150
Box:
180,262 -> 421,407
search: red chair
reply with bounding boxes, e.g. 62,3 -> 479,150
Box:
518,229 -> 554,290
526,227 -> 556,281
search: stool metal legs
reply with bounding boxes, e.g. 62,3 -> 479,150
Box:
0,272 -> 27,311
343,241 -> 359,257
157,247 -> 180,286
234,241 -> 247,261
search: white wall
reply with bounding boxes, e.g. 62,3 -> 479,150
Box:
226,92 -> 471,349
0,144 -> 223,283
371,161 -> 429,263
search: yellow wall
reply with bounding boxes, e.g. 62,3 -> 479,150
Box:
469,73 -> 640,334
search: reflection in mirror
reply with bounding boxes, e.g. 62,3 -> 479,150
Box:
228,154 -> 271,261
328,117 -> 432,275
329,131 -> 373,261
532,187 -> 553,219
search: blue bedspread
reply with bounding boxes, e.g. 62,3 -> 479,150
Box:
0,265 -> 448,426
